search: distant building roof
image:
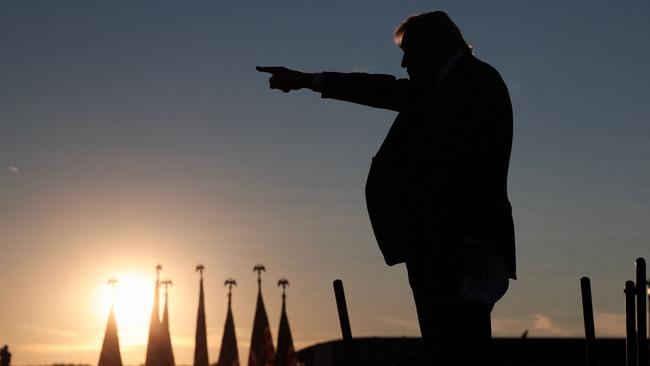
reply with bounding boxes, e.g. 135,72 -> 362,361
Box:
296,337 -> 627,366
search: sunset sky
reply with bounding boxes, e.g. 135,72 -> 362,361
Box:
1,1 -> 650,364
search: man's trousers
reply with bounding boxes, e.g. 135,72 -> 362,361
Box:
407,256 -> 495,366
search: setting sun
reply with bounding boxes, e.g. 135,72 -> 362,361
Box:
4,2 -> 650,365
97,273 -> 154,347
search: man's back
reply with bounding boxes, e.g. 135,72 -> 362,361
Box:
430,54 -> 515,277
333,53 -> 515,276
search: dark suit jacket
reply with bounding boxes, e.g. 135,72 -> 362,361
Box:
321,53 -> 516,279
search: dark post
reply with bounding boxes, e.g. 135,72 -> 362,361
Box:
333,279 -> 353,341
636,258 -> 648,366
333,279 -> 353,366
625,281 -> 637,366
581,277 -> 596,366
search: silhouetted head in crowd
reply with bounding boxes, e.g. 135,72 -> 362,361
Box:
394,11 -> 471,83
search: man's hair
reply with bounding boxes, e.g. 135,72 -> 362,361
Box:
394,11 -> 470,52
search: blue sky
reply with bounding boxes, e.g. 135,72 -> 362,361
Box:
1,1 -> 649,364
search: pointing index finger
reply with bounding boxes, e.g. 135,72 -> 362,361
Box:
256,66 -> 282,74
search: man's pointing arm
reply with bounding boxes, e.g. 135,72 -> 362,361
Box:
256,66 -> 410,111
256,66 -> 322,93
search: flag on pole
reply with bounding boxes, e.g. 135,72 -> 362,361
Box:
194,272 -> 209,366
160,280 -> 176,366
145,271 -> 162,366
248,265 -> 274,366
217,278 -> 240,366
98,304 -> 123,366
275,305 -> 296,366
217,302 -> 240,366
275,279 -> 296,366
248,290 -> 274,366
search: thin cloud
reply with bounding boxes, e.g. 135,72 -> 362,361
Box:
15,341 -> 97,354
168,335 -> 194,347
595,312 -> 625,336
8,165 -> 19,174
492,317 -> 530,336
532,314 -> 571,336
493,314 -> 580,337
18,323 -> 80,338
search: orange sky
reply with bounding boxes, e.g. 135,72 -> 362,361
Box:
2,1 -> 650,364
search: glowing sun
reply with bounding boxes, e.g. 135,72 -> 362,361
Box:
97,272 -> 155,346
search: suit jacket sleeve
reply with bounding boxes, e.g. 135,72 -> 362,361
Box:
321,72 -> 415,112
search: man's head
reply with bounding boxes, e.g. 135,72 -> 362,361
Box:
394,11 -> 470,82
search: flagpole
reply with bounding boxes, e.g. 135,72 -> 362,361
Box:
218,278 -> 240,366
278,278 -> 289,309
194,264 -> 209,366
108,278 -> 118,308
254,264 -> 266,292
162,279 -> 173,301
225,278 -> 237,307
249,264 -> 274,365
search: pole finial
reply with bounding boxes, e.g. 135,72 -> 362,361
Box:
107,278 -> 118,307
156,264 -> 163,281
196,264 -> 205,279
278,277 -> 289,306
253,264 -> 266,291
224,278 -> 237,306
278,278 -> 289,291
161,279 -> 173,297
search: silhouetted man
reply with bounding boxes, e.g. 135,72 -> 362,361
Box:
258,11 -> 515,365
0,345 -> 11,366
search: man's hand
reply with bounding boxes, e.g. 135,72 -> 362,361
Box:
256,66 -> 310,93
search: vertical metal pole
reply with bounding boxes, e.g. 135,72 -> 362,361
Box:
625,281 -> 638,366
636,258 -> 648,366
581,277 -> 596,366
333,279 -> 353,341
647,280 -> 650,344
